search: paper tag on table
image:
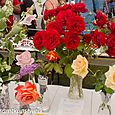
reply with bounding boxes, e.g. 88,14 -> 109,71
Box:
56,97 -> 84,115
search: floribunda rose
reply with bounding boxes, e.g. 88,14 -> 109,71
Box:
16,51 -> 34,67
83,34 -> 92,44
105,65 -> 115,90
56,9 -> 76,26
46,21 -> 64,35
42,29 -> 61,51
71,3 -> 88,13
71,55 -> 88,78
44,9 -> 57,20
46,51 -> 59,62
91,30 -> 106,47
66,15 -> 85,34
106,34 -> 115,57
63,32 -> 80,50
15,82 -> 39,105
93,11 -> 108,28
33,31 -> 45,50
108,22 -> 115,34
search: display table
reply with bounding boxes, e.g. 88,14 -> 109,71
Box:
0,83 -> 115,115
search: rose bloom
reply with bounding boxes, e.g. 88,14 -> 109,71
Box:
15,82 -> 39,105
42,29 -> 61,51
55,9 -> 76,27
63,32 -> 80,50
106,34 -> 115,57
83,34 -> 92,44
71,3 -> 88,13
108,22 -> 115,34
93,11 -> 108,28
46,51 -> 59,62
46,21 -> 64,35
91,30 -> 106,47
33,31 -> 45,50
66,15 -> 85,34
16,51 -> 34,67
105,65 -> 115,90
71,55 -> 88,78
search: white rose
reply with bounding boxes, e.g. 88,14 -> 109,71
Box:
71,55 -> 88,78
105,65 -> 115,90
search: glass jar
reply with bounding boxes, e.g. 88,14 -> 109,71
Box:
68,74 -> 83,100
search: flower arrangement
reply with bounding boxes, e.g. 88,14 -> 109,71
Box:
33,3 -> 115,79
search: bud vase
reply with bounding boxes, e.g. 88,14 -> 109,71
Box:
68,74 -> 83,100
0,85 -> 10,109
98,92 -> 112,115
37,75 -> 50,113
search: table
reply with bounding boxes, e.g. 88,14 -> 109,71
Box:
0,83 -> 115,115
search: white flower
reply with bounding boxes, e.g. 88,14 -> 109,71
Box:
105,65 -> 115,90
71,55 -> 88,78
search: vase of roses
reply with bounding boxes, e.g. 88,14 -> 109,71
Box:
68,55 -> 89,99
95,65 -> 115,115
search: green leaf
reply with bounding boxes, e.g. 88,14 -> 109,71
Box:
104,87 -> 113,94
0,9 -> 5,19
0,18 -> 6,31
45,63 -> 54,72
54,63 -> 63,74
34,68 -> 41,76
64,64 -> 73,78
95,82 -> 104,92
77,42 -> 84,52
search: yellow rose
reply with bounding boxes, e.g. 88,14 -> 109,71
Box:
105,65 -> 115,90
71,55 -> 88,78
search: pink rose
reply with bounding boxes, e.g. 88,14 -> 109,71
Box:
16,51 -> 34,67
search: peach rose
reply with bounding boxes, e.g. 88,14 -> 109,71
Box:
16,51 -> 34,67
71,55 -> 88,78
105,65 -> 115,90
15,82 -> 39,105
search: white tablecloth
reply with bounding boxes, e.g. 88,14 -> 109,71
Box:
0,82 -> 115,115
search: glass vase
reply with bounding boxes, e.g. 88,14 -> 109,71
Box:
0,85 -> 10,109
68,74 -> 83,100
36,75 -> 50,113
98,92 -> 112,115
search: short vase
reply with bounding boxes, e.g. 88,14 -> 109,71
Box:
0,85 -> 10,109
68,74 -> 83,100
98,92 -> 112,115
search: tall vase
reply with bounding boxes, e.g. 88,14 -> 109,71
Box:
68,74 -> 83,100
98,92 -> 112,115
0,85 -> 10,109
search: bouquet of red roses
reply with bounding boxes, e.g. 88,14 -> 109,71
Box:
33,3 -> 115,77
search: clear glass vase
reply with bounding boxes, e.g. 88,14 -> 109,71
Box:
36,75 -> 50,113
68,74 -> 83,100
98,92 -> 112,115
0,85 -> 10,109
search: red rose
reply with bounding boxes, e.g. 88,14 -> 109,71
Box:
42,29 -> 61,50
56,9 -> 76,27
83,34 -> 92,44
93,11 -> 108,28
46,51 -> 59,62
106,34 -> 115,57
63,32 -> 80,50
33,31 -> 45,50
66,15 -> 85,34
91,30 -> 106,47
44,9 -> 57,20
46,21 -> 64,35
108,22 -> 115,34
71,3 -> 88,14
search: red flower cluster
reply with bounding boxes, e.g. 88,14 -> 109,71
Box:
46,51 -> 59,62
108,22 -> 115,34
106,34 -> 115,57
44,3 -> 88,21
93,11 -> 108,28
